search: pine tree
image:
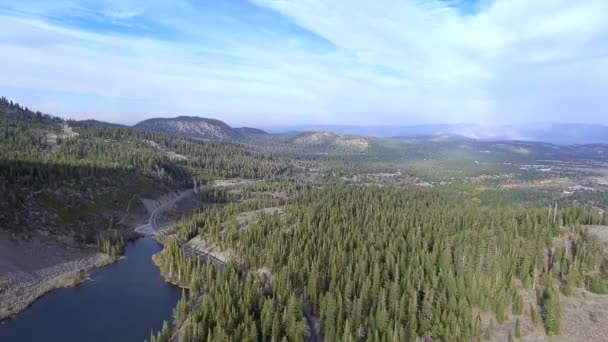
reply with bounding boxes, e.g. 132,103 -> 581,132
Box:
542,288 -> 561,335
514,318 -> 522,338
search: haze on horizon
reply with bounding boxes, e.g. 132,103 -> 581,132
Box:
0,0 -> 606,128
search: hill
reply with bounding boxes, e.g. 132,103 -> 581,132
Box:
133,116 -> 267,141
0,100 -> 295,242
289,131 -> 372,153
69,119 -> 128,129
134,116 -> 238,140
234,127 -> 268,136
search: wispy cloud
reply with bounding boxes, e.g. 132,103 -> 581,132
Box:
0,0 -> 606,126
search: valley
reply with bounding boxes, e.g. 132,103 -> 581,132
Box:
1,97 -> 608,341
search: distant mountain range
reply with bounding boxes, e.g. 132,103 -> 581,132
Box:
267,123 -> 608,145
66,113 -> 608,146
4,94 -> 606,165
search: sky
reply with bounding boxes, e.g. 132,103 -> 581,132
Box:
0,0 -> 607,127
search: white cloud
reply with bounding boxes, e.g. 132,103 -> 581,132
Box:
0,0 -> 607,126
252,0 -> 608,124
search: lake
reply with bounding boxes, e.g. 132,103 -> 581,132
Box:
0,238 -> 181,342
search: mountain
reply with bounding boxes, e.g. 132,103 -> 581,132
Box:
133,116 -> 268,141
268,123 -> 608,145
134,116 -> 239,140
432,123 -> 608,144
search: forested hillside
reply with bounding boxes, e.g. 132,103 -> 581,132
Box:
0,98 -> 296,241
154,184 -> 608,341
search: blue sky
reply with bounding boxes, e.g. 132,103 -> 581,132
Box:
0,0 -> 607,127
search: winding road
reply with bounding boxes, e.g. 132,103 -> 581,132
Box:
136,186 -> 321,341
134,189 -> 226,269
135,190 -> 194,236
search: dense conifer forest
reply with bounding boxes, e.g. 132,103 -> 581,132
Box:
154,185 -> 607,341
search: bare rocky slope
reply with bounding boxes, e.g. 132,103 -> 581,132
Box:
289,131 -> 373,153
133,116 -> 267,141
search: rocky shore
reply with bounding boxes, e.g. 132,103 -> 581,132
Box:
0,253 -> 113,320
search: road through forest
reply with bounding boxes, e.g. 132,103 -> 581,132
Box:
138,185 -> 322,341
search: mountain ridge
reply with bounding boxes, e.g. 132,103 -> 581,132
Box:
3,96 -> 608,146
266,123 -> 608,145
133,116 -> 267,140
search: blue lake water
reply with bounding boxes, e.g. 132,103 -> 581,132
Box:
0,238 -> 181,342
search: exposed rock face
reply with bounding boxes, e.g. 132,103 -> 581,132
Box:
0,253 -> 113,320
134,116 -> 267,140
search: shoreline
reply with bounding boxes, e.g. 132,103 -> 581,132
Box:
0,190 -> 188,323
0,252 -> 115,321
151,237 -> 190,289
152,254 -> 189,289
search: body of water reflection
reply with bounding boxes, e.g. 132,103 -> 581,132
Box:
0,238 -> 180,342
